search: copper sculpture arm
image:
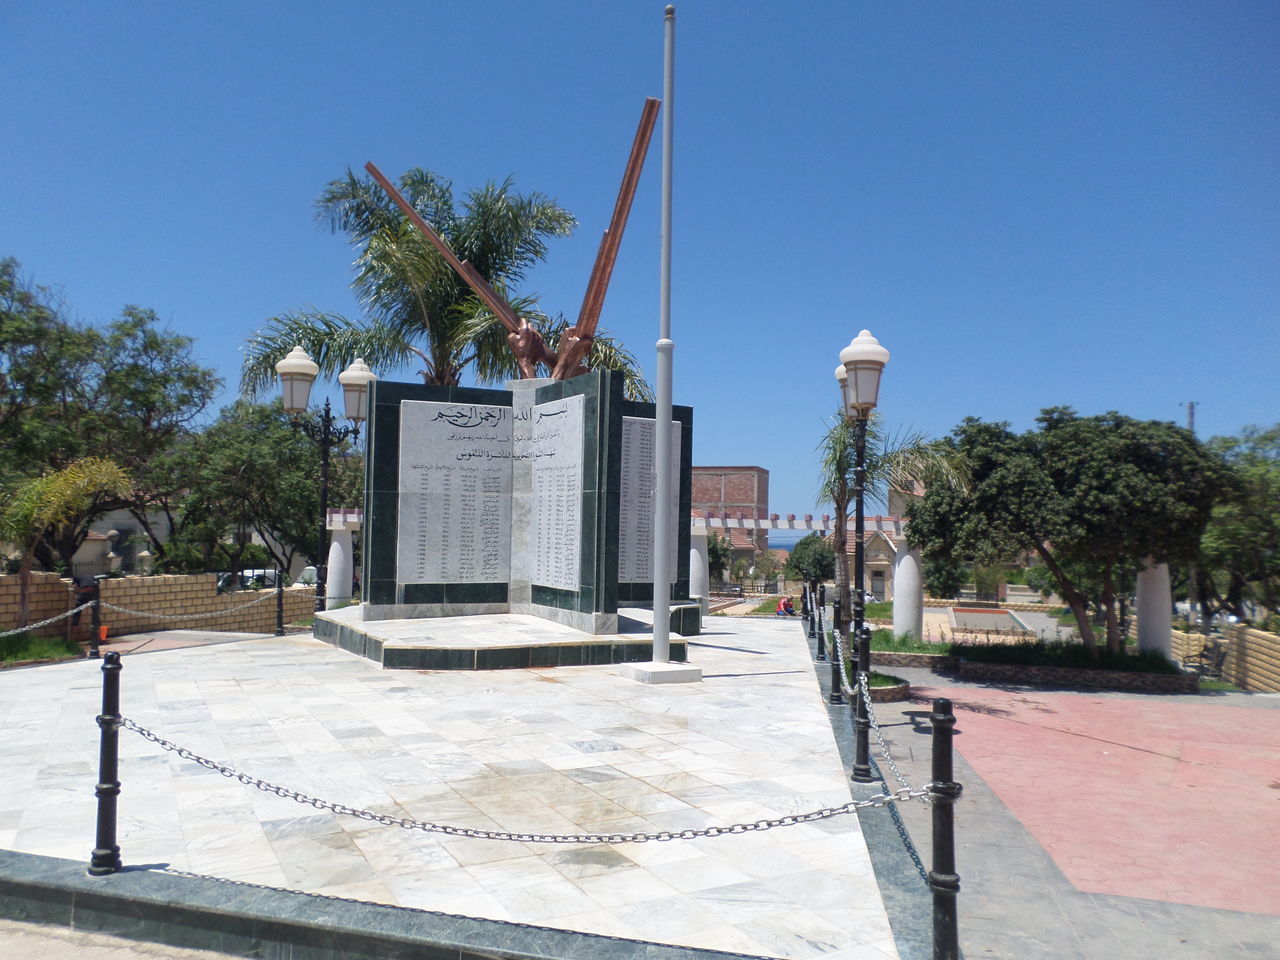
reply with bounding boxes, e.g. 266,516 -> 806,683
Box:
365,161 -> 554,377
552,97 -> 661,379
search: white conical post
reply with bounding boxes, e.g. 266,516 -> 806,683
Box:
325,528 -> 354,610
892,547 -> 924,642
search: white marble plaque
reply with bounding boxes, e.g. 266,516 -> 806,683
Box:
530,395 -> 583,590
397,400 -> 512,584
618,417 -> 681,583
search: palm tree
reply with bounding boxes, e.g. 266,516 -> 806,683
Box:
241,168 -> 652,400
817,414 -> 968,639
0,458 -> 130,627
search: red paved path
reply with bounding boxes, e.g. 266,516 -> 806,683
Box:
914,683 -> 1280,915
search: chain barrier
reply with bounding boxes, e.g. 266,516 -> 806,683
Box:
831,624 -> 915,792
102,591 -> 277,622
0,602 -> 95,638
120,717 -> 933,844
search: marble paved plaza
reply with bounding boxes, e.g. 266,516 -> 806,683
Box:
0,617 -> 900,960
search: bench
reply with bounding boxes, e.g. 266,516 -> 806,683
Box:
1182,639 -> 1226,680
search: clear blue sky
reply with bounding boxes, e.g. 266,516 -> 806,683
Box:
3,1 -> 1276,515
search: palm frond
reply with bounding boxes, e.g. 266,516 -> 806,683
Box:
239,311 -> 429,397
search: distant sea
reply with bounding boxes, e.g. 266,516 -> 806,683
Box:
765,531 -> 806,551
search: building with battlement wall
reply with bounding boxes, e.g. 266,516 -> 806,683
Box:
692,466 -> 769,558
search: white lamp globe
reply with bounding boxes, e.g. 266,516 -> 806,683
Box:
276,345 -> 319,416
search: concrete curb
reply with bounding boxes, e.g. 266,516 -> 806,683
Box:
0,849 -> 772,960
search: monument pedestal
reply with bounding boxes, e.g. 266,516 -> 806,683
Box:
620,661 -> 702,684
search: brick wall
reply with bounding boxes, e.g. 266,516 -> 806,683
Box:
0,573 -> 315,640
692,466 -> 769,552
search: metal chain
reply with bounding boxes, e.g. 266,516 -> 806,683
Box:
121,717 -> 932,843
885,786 -> 930,883
832,625 -> 915,791
102,591 -> 277,622
858,671 -> 914,790
831,623 -> 857,696
0,602 -> 95,638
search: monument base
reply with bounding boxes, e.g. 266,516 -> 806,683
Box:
313,606 -> 684,671
619,661 -> 703,685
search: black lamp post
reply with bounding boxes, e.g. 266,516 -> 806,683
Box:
276,346 -> 376,612
835,329 -> 889,783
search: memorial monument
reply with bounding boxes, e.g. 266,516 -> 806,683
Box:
357,369 -> 692,637
313,98 -> 700,666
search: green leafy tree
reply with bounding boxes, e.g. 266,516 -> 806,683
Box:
0,258 -> 220,562
753,551 -> 783,583
706,531 -> 732,582
1025,564 -> 1058,600
240,169 -> 652,400
1199,425 -> 1280,619
923,555 -> 965,599
0,458 -> 130,625
162,402 -> 363,574
785,532 -> 835,583
908,409 -> 1228,656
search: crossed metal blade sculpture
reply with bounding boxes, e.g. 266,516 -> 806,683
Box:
365,96 -> 660,381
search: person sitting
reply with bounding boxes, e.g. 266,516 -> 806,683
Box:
775,596 -> 796,616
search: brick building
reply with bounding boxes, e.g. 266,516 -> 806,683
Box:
692,466 -> 769,560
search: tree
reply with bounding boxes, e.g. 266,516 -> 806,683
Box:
0,258 -> 221,561
785,532 -> 835,583
753,551 -> 783,583
240,168 -> 652,400
707,531 -> 732,582
817,413 -> 968,636
923,555 -> 965,599
161,402 -> 363,574
0,458 -> 130,626
908,409 -> 1228,656
1199,425 -> 1280,620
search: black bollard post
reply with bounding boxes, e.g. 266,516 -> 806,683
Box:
88,575 -> 107,659
275,566 -> 285,637
929,698 -> 963,960
807,580 -> 817,639
815,587 -> 827,662
829,598 -> 844,704
88,652 -> 124,876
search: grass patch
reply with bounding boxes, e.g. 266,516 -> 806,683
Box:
953,639 -> 1180,674
750,596 -> 782,615
1199,679 -> 1242,692
863,600 -> 893,620
1,631 -> 81,664
868,672 -> 906,687
869,628 -> 953,655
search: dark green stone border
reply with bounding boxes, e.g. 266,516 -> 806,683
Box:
0,849 -> 766,960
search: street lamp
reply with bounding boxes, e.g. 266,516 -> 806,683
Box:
835,329 -> 889,783
276,346 -> 376,611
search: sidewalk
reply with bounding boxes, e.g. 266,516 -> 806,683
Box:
0,617 -> 900,960
812,647 -> 1280,959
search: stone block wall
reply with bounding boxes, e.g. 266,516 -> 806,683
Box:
1167,624 -> 1280,693
0,573 -> 315,640
0,572 -> 79,638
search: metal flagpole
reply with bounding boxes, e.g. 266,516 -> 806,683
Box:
652,4 -> 676,662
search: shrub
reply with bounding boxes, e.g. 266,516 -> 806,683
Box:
952,639 -> 1179,674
